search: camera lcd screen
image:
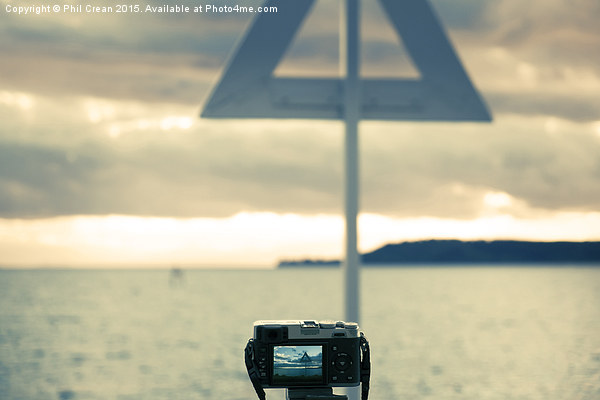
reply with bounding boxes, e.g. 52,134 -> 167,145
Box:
272,345 -> 324,385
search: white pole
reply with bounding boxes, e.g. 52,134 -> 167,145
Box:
342,0 -> 360,326
341,2 -> 360,399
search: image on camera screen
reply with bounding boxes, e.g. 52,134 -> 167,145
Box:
272,345 -> 324,385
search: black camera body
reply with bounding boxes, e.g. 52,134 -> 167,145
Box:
248,320 -> 363,389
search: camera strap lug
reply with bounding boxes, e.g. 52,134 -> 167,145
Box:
245,338 -> 266,400
359,333 -> 371,400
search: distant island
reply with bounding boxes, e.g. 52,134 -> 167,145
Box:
278,240 -> 600,267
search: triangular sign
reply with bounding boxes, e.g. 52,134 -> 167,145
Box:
201,0 -> 491,122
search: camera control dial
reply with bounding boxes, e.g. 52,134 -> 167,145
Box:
333,353 -> 353,372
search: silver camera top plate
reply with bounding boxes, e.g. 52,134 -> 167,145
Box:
254,320 -> 360,339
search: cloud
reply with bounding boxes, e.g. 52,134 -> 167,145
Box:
442,0 -> 600,122
1,0 -> 599,221
2,0 -> 598,122
0,5 -> 246,103
362,116 -> 600,216
486,92 -> 600,122
1,86 -> 599,219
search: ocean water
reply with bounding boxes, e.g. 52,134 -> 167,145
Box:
1,267 -> 599,400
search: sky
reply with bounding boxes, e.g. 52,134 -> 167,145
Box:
1,0 -> 599,267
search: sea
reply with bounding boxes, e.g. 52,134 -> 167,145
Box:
1,266 -> 599,400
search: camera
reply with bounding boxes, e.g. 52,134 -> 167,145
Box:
245,320 -> 370,400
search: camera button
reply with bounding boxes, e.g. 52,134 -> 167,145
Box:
334,353 -> 352,371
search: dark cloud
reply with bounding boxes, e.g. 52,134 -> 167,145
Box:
1,0 -> 599,220
0,112 -> 345,218
480,0 -> 600,68
448,0 -> 600,122
2,0 -> 598,122
0,52 -> 213,104
0,142 -> 103,217
487,92 -> 600,122
1,112 -> 599,219
430,0 -> 494,30
0,7 -> 245,103
360,120 -> 600,217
